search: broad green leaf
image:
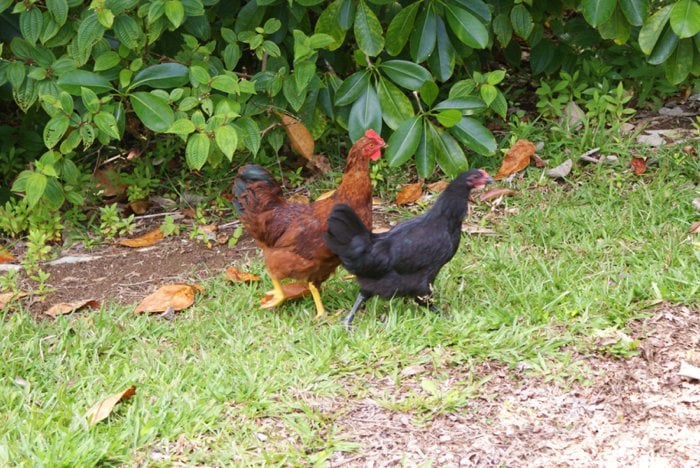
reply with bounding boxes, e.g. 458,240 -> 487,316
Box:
43,177 -> 65,210
419,81 -> 439,106
59,92 -> 74,114
335,70 -> 370,106
480,84 -> 498,106
14,78 -> 39,111
620,0 -> 647,27
129,91 -> 174,132
530,39 -> 555,74
639,5 -> 672,55
211,74 -> 240,94
354,0 -> 384,56
24,172 -> 48,208
294,60 -> 316,92
386,1 -> 419,56
665,38 -> 693,83
338,0 -> 356,30
132,63 -> 189,89
670,0 -> 700,39
223,43 -> 242,70
190,65 -> 211,86
415,119 -> 435,177
386,116 -> 422,166
166,118 -> 196,134
436,109 -> 462,128
377,77 -> 414,130
43,114 -> 70,148
77,12 -> 105,52
582,0 -> 616,27
428,16 -> 456,82
435,129 -> 468,175
80,87 -> 100,113
186,133 -> 210,170
94,51 -> 121,71
315,0 -> 347,50
283,75 -> 307,111
510,4 -> 533,39
40,17 -> 61,44
57,70 -> 112,95
452,0 -> 491,22
379,60 -> 432,90
410,8 -> 437,62
348,84 -> 382,141
0,0 -> 10,13
114,15 -> 142,50
46,0 -> 68,26
60,129 -> 82,154
235,117 -> 261,155
434,98 -> 485,114
80,124 -> 95,148
648,26 -> 679,64
94,111 -> 120,139
20,8 -> 43,45
7,61 -> 26,89
215,125 -> 238,160
487,70 -> 506,85
444,4 -> 488,49
451,116 -> 497,156
599,7 -> 632,45
165,0 -> 185,28
493,13 -> 513,47
96,9 -> 114,28
491,91 -> 508,119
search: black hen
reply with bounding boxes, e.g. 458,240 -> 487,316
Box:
324,169 -> 493,327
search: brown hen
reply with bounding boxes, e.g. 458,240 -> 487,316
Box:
233,130 -> 385,317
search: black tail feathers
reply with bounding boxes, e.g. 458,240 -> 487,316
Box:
324,203 -> 370,254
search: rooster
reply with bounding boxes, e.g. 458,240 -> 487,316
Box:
233,129 -> 386,318
324,169 -> 493,327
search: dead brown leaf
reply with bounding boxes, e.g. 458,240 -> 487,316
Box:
316,189 -> 336,201
225,266 -> 261,283
0,249 -> 15,264
128,200 -> 150,215
85,386 -> 136,427
427,180 -> 449,193
276,112 -> 315,160
45,299 -> 100,318
495,139 -> 536,179
530,154 -> 547,167
631,157 -> 647,175
134,284 -> 204,314
479,188 -> 519,202
94,168 -> 127,197
117,228 -> 164,248
261,282 -> 311,306
216,232 -> 230,245
0,291 -> 27,310
307,154 -> 332,173
689,221 -> 700,234
546,159 -> 573,179
288,193 -> 310,204
396,182 -> 423,205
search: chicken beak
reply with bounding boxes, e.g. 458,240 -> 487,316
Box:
485,176 -> 494,184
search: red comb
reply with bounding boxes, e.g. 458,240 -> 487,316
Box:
364,129 -> 384,143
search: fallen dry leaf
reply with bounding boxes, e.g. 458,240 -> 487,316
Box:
679,361 -> 700,380
396,182 -> 423,206
45,299 -> 100,318
288,193 -> 310,204
216,232 -> 230,245
631,157 -> 647,175
225,266 -> 261,283
0,291 -> 27,310
427,180 -> 449,193
689,221 -> 700,234
134,284 -> 204,313
85,386 -> 136,427
495,139 -> 536,179
128,200 -> 150,215
94,168 -> 127,197
546,159 -> 573,179
316,189 -> 336,201
530,154 -> 547,167
479,188 -> 519,202
276,112 -> 315,160
307,154 -> 332,173
261,282 -> 311,306
117,228 -> 164,248
0,249 -> 15,264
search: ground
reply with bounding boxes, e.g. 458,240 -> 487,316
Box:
6,221 -> 699,466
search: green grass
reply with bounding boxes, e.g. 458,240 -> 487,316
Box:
1,144 -> 698,465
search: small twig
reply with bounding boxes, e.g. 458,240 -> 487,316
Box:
578,147 -> 601,163
218,220 -> 241,229
132,211 -> 183,221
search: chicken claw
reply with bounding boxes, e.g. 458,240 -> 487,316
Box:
308,283 -> 326,318
260,278 -> 286,309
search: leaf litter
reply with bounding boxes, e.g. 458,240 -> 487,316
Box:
495,139 -> 536,180
85,386 -> 136,427
134,284 -> 204,314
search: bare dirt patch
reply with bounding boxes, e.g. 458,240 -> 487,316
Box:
325,304 -> 700,467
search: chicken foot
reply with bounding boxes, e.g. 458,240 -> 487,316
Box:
308,283 -> 326,318
415,295 -> 447,317
344,292 -> 368,330
261,277 -> 286,309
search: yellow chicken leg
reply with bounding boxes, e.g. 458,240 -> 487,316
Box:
261,277 -> 286,309
309,283 -> 326,318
